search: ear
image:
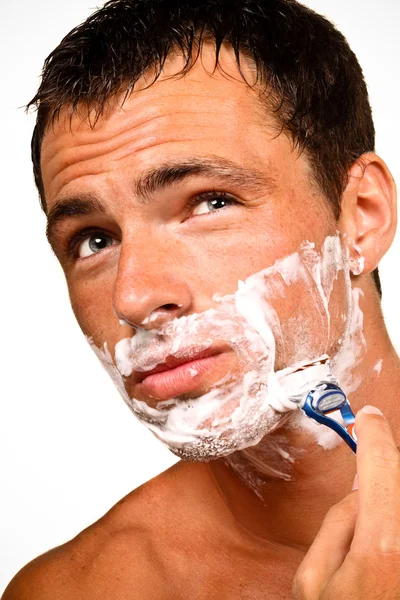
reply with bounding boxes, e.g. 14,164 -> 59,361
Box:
338,153 -> 397,275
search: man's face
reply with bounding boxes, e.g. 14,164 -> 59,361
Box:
41,46 -> 352,458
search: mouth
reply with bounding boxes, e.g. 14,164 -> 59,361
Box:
132,347 -> 233,401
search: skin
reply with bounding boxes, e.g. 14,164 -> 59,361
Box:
3,46 -> 400,599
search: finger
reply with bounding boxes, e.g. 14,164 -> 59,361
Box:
353,405 -> 400,553
293,491 -> 358,600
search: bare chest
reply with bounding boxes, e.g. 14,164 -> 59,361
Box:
157,541 -> 300,600
71,530 -> 300,600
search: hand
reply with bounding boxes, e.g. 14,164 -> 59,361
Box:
293,405 -> 400,599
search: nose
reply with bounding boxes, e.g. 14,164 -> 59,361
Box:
112,236 -> 192,329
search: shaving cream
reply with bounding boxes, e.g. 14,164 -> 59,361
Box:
87,234 -> 366,464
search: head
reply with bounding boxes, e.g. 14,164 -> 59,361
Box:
29,0 -> 396,460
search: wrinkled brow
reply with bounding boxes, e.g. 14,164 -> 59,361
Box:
46,156 -> 275,246
133,156 -> 275,203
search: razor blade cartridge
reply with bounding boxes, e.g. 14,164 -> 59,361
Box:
302,383 -> 357,453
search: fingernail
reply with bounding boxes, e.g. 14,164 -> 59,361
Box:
352,475 -> 359,491
360,405 -> 383,416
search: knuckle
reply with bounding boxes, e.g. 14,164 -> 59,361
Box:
368,444 -> 400,471
292,565 -> 319,600
352,544 -> 400,573
375,539 -> 400,558
292,576 -> 304,600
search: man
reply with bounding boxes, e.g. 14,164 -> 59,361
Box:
3,0 -> 400,598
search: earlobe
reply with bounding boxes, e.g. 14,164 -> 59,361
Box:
339,153 -> 397,275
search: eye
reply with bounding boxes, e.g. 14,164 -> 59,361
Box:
191,194 -> 237,216
78,233 -> 115,258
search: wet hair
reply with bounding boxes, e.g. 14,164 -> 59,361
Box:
27,0 -> 381,295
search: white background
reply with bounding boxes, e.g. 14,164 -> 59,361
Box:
1,0 -> 399,593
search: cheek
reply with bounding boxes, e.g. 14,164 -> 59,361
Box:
191,203 -> 332,291
66,191 -> 337,352
326,270 -> 353,351
68,275 -> 118,347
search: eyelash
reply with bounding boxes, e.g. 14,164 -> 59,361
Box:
64,190 -> 240,260
186,190 -> 239,213
64,227 -> 115,260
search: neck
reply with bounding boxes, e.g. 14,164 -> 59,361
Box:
206,279 -> 400,550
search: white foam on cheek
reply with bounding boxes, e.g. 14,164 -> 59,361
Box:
331,287 -> 366,395
87,234 -> 366,462
290,409 -> 344,450
374,359 -> 383,375
87,339 -> 132,405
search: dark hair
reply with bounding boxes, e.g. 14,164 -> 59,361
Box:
27,0 -> 381,295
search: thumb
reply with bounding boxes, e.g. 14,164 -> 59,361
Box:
293,490 -> 358,600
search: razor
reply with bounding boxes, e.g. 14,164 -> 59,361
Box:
279,356 -> 357,453
301,381 -> 357,453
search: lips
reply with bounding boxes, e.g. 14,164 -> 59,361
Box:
135,349 -> 220,381
131,347 -> 233,401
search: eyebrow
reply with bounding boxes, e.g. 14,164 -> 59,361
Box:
46,194 -> 107,247
134,156 -> 274,203
46,157 -> 275,246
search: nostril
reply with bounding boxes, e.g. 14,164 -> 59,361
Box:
163,303 -> 179,311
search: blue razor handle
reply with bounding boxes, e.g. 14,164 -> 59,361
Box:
302,383 -> 357,453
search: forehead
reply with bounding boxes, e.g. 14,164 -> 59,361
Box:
40,44 -> 294,211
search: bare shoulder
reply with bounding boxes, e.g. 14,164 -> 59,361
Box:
2,461 -> 200,600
